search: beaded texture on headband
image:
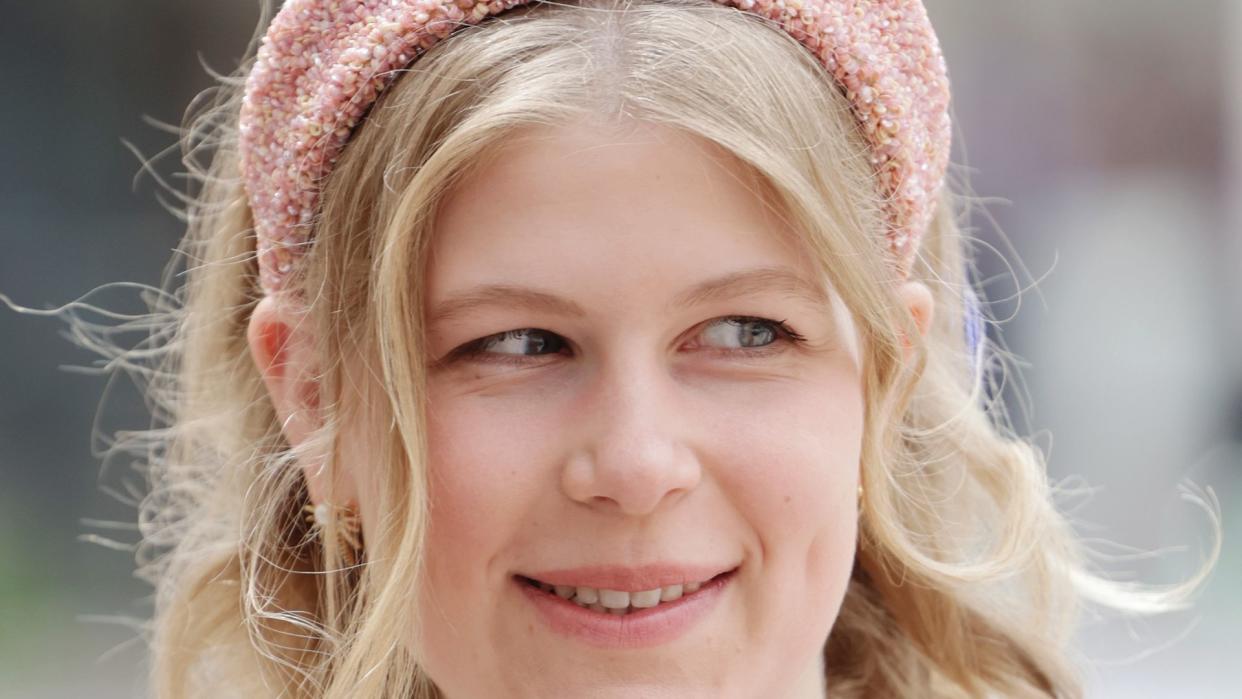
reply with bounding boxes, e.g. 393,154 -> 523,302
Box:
239,0 -> 952,295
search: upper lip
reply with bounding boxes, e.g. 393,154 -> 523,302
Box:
519,563 -> 737,592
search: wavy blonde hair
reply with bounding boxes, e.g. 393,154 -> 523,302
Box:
65,0 -> 1218,697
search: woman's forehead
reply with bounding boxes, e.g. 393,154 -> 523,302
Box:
426,120 -> 830,307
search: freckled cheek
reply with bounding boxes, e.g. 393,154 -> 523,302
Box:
422,399 -> 551,583
713,392 -> 862,533
706,383 -> 863,617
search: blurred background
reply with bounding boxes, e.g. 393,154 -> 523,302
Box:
1,1 -> 1238,696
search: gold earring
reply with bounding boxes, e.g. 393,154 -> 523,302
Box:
303,500 -> 364,566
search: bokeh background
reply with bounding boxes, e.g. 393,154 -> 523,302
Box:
1,1 -> 1238,696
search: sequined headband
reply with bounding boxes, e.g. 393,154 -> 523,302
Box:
239,0 -> 952,294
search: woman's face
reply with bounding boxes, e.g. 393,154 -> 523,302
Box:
410,120 -> 864,698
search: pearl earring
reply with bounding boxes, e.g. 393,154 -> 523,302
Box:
303,500 -> 364,565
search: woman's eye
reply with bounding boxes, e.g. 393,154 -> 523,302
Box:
699,317 -> 790,350
446,316 -> 807,368
688,317 -> 809,358
468,328 -> 569,363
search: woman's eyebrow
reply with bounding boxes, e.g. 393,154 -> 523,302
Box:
428,266 -> 830,325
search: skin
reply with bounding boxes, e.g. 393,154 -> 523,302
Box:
249,118 -> 933,698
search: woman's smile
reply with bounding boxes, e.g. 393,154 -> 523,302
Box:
513,564 -> 740,648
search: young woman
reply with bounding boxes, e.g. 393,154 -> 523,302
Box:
36,0 -> 1215,696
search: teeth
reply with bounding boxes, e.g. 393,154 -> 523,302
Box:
598,589 -> 630,609
530,576 -> 719,614
630,588 -> 661,608
553,581 -> 720,613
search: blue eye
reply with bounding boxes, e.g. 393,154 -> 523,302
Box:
701,317 -> 790,350
445,316 -> 808,368
470,328 -> 570,359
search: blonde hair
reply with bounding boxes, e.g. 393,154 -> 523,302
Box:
67,0 -> 1219,696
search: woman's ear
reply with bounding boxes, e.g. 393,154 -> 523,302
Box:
896,279 -> 935,362
246,295 -> 334,503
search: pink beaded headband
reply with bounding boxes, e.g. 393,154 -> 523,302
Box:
240,0 -> 952,295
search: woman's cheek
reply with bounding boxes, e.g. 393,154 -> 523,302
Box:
422,390 -> 563,557
706,374 -> 862,518
425,399 -> 518,543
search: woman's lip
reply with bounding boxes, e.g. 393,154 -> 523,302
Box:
515,569 -> 735,649
517,563 -> 737,591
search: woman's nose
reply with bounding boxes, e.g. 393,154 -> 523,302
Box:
560,357 -> 702,517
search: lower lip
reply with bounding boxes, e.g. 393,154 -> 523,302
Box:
515,571 -> 735,649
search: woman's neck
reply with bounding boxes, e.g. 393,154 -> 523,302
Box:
790,651 -> 828,699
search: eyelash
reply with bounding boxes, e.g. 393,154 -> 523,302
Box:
447,315 -> 809,368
